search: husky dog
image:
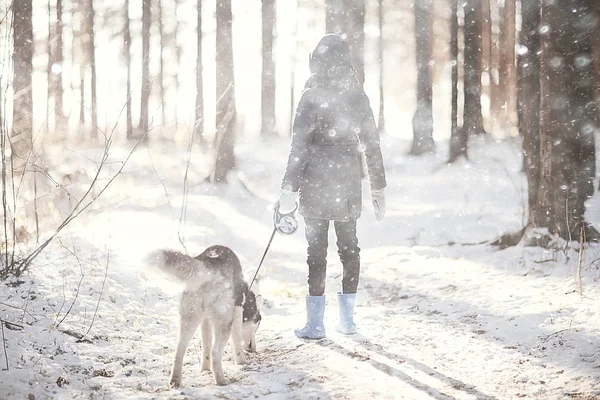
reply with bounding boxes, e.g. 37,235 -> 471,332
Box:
147,245 -> 261,386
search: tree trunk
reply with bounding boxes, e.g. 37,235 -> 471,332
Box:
448,0 -> 466,162
496,0 -> 516,132
377,0 -> 385,133
194,0 -> 204,141
87,0 -> 97,137
78,0 -> 85,129
139,0 -> 151,138
54,0 -> 65,131
462,0 -> 486,136
174,0 -> 181,131
410,0 -> 435,155
124,0 -> 133,139
158,0 -> 166,127
212,0 -> 236,184
536,0 -> 598,240
480,0 -> 491,113
517,0 -> 541,221
325,0 -> 365,85
593,8 -> 600,124
261,0 -> 276,137
12,0 -> 33,175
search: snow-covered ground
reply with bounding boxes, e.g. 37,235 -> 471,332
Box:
1,135 -> 600,399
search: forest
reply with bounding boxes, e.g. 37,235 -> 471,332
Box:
1,0 -> 600,399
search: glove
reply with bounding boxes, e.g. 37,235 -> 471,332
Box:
277,189 -> 298,214
371,189 -> 385,221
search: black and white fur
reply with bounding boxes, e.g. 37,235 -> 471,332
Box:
147,245 -> 261,386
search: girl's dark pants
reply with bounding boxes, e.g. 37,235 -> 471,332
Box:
304,217 -> 360,296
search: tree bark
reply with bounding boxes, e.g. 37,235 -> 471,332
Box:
377,0 -> 385,133
212,0 -> 237,183
537,0 -> 598,240
462,0 -> 486,136
517,0 -> 541,221
448,0 -> 466,162
87,0 -> 97,137
158,0 -> 166,127
139,0 -> 151,138
12,0 -> 33,174
124,0 -> 133,139
410,0 -> 435,155
497,0 -> 516,132
53,0 -> 65,131
195,0 -> 204,141
261,0 -> 276,137
325,0 -> 365,85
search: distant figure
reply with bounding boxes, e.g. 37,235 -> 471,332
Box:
277,34 -> 387,339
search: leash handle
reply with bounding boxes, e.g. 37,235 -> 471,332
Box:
249,227 -> 277,290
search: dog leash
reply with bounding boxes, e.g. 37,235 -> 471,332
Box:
249,227 -> 277,290
249,205 -> 298,290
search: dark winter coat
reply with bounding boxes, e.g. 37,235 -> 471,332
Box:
282,35 -> 386,222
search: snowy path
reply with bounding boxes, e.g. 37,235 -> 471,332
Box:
1,137 -> 599,399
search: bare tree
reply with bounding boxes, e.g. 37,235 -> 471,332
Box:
377,0 -> 385,133
495,0 -> 599,247
497,0 -> 516,131
124,0 -> 133,139
325,0 -> 365,85
139,0 -> 151,138
158,0 -> 166,127
462,0 -> 486,136
53,0 -> 65,131
261,0 -> 276,137
12,0 -> 33,174
517,0 -> 540,220
410,0 -> 435,155
448,0 -> 466,162
536,0 -> 597,240
212,0 -> 236,183
195,0 -> 204,141
86,0 -> 98,137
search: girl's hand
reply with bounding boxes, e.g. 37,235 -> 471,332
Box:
371,189 -> 385,221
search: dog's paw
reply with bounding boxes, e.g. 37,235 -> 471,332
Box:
214,376 -> 230,386
200,358 -> 211,372
169,376 -> 181,388
234,354 -> 247,365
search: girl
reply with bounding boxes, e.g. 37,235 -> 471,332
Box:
277,34 -> 386,339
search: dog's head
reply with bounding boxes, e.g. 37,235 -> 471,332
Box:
242,280 -> 262,352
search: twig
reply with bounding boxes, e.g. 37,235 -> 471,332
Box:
577,224 -> 585,296
55,241 -> 86,329
1,315 -> 8,370
540,328 -> 570,343
83,251 -> 109,338
15,129 -> 147,273
0,318 -> 24,330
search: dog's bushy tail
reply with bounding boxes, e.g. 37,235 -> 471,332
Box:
147,249 -> 199,281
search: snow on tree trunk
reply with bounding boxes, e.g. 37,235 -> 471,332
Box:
537,0 -> 598,240
212,0 -> 237,184
261,0 -> 276,137
462,0 -> 486,136
12,0 -> 33,175
410,0 -> 435,155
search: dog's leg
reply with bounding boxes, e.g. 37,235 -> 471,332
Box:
200,319 -> 212,372
170,314 -> 201,388
230,306 -> 247,365
210,318 -> 233,385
